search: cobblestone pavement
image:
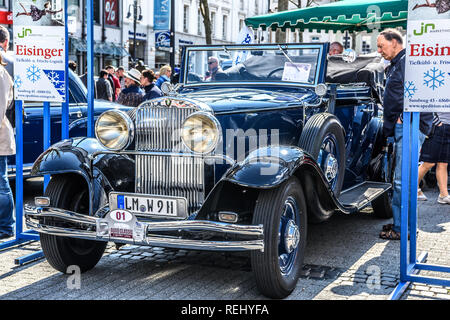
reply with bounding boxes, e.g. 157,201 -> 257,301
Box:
0,179 -> 449,300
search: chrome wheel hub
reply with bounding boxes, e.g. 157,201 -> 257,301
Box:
325,153 -> 339,182
284,219 -> 300,254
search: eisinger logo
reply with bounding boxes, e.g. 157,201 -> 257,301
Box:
17,27 -> 32,38
413,22 -> 436,36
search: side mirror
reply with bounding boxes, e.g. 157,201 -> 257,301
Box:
342,49 -> 357,63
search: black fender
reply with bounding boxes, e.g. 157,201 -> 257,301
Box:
198,146 -> 346,223
31,137 -> 135,216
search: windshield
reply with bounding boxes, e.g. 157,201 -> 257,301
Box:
183,44 -> 323,86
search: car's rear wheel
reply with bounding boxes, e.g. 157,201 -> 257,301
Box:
251,177 -> 307,299
40,175 -> 107,274
299,113 -> 346,196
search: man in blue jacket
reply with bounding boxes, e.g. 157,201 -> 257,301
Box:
377,29 -> 433,240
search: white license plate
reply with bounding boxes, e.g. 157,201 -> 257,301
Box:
109,192 -> 188,219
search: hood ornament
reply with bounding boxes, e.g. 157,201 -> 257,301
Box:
160,82 -> 182,96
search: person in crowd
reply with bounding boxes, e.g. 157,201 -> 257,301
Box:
417,112 -> 450,204
329,42 -> 344,56
0,49 -> 15,240
377,29 -> 433,240
105,65 -> 121,101
0,26 -> 14,128
154,71 -> 160,81
95,69 -> 113,102
155,65 -> 172,89
116,68 -> 144,107
206,56 -> 224,81
141,69 -> 162,101
115,66 -> 126,89
0,26 -> 13,78
68,60 -> 77,73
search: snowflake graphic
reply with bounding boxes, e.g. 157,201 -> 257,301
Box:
14,75 -> 23,89
26,65 -> 41,83
423,67 -> 445,90
404,81 -> 417,98
46,71 -> 61,85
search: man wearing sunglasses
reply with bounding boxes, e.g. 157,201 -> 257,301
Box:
206,56 -> 224,81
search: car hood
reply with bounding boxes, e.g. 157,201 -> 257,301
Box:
178,87 -> 316,114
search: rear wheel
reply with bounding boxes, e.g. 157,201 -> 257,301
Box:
40,175 -> 107,273
251,177 -> 307,299
299,113 -> 346,196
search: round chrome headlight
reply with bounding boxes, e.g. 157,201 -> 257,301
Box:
95,110 -> 134,151
181,112 -> 220,154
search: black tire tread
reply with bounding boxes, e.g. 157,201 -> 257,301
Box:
251,177 -> 306,299
40,175 -> 106,274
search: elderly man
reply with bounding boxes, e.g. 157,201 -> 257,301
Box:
206,56 -> 224,81
329,42 -> 344,56
377,29 -> 433,240
116,68 -> 144,107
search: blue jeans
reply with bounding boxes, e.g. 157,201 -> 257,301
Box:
0,156 -> 14,236
391,123 -> 426,233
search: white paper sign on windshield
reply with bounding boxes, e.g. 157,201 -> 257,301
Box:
282,62 -> 311,83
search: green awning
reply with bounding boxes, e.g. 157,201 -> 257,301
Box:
245,0 -> 408,33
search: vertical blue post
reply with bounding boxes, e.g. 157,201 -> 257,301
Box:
409,112 -> 420,265
61,0 -> 69,140
400,112 -> 411,282
87,0 -> 95,137
15,100 -> 24,237
43,102 -> 51,190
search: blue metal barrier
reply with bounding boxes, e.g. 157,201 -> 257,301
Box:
389,112 -> 450,300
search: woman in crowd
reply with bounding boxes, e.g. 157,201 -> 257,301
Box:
417,112 -> 450,205
155,65 -> 172,89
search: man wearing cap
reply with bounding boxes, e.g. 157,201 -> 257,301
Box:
116,68 -> 144,107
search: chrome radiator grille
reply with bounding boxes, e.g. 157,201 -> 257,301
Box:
134,101 -> 205,214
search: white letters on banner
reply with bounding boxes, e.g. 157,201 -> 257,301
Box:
13,0 -> 66,103
404,0 -> 450,113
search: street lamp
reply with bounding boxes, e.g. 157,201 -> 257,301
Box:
127,0 -> 143,64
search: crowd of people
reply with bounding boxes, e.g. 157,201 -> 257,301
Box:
72,63 -> 176,108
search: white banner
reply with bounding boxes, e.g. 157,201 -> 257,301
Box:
404,0 -> 450,112
13,0 -> 66,102
233,25 -> 254,66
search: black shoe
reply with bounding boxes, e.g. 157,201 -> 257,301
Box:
0,233 -> 13,240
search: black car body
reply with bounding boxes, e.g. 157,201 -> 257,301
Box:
25,43 -> 393,299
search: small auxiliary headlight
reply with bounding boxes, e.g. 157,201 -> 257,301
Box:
35,197 -> 50,207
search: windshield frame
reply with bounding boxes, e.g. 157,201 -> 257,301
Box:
181,43 -> 327,89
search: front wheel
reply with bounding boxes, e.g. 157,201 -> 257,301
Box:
40,175 -> 107,273
251,177 -> 307,299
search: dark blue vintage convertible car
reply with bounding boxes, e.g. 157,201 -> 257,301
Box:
8,70 -> 129,178
25,43 -> 393,299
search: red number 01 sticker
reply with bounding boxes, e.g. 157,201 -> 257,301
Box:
110,209 -> 133,223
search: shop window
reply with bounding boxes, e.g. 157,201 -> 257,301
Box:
183,5 -> 189,33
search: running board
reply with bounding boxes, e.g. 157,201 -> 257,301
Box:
338,181 -> 391,213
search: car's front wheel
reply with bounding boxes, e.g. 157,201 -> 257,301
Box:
251,177 -> 307,299
40,175 -> 107,274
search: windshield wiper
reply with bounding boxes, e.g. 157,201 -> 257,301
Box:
278,45 -> 303,73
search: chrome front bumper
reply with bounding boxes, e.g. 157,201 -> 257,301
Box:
25,206 -> 264,252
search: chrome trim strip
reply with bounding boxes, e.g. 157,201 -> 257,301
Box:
25,206 -> 264,252
90,150 -> 236,166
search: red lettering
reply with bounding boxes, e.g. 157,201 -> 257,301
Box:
410,43 -> 450,57
14,44 -> 64,59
